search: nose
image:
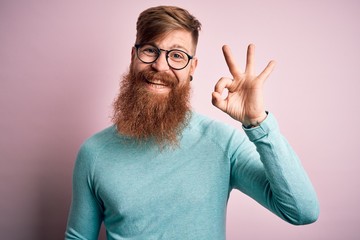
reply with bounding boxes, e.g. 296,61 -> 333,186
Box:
151,50 -> 170,72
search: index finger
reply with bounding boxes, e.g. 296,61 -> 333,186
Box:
222,45 -> 241,78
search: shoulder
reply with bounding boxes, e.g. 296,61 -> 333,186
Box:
75,125 -> 119,168
81,125 -> 119,150
186,112 -> 247,150
188,112 -> 240,136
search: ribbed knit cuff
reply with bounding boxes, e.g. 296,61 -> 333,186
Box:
242,112 -> 279,142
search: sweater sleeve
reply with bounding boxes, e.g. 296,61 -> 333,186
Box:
229,113 -> 319,225
65,142 -> 103,240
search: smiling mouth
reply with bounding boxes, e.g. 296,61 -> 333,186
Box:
146,79 -> 168,86
145,79 -> 171,92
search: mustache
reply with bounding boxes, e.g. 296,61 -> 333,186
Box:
138,70 -> 178,88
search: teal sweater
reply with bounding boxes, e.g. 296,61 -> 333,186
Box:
65,112 -> 319,240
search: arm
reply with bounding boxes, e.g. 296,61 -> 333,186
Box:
65,143 -> 103,239
230,113 -> 319,224
212,44 -> 319,224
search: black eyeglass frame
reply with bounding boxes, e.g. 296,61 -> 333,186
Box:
134,44 -> 193,70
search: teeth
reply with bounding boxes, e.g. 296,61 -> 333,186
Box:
149,82 -> 166,88
153,84 -> 166,88
147,79 -> 166,86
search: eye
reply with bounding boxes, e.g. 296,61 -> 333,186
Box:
141,46 -> 158,56
169,51 -> 186,61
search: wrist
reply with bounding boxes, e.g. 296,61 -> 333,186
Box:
243,112 -> 268,129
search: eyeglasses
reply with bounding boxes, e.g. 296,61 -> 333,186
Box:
134,44 -> 193,70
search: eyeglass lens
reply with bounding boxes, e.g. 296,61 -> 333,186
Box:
136,44 -> 191,70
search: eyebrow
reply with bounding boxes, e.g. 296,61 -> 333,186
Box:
169,44 -> 190,53
146,42 -> 192,55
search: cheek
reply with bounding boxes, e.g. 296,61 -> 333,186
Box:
175,71 -> 191,86
132,60 -> 147,73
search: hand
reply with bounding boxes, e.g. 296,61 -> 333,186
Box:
212,44 -> 276,126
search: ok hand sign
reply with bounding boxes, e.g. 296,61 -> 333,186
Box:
212,44 -> 276,127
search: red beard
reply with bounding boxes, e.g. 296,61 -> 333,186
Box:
112,67 -> 191,147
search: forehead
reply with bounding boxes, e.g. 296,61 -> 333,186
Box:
153,29 -> 195,54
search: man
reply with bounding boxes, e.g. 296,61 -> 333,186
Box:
65,5 -> 319,240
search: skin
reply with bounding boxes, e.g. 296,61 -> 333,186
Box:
131,29 -> 198,94
212,44 -> 276,127
131,29 -> 276,127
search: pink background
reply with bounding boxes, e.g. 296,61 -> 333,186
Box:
1,0 -> 359,239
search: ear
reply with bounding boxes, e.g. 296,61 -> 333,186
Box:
131,47 -> 136,61
189,57 -> 198,76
